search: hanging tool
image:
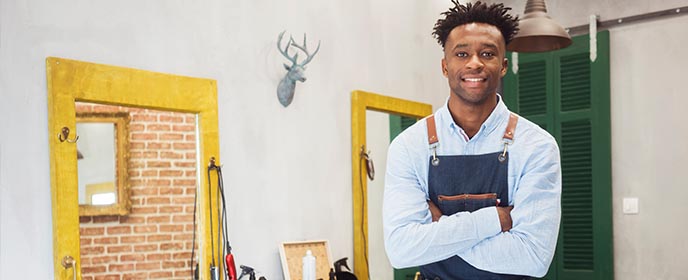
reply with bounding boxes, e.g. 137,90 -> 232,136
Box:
207,157 -> 237,280
206,158 -> 219,279
238,265 -> 256,280
359,145 -> 375,180
225,253 -> 238,280
330,258 -> 357,280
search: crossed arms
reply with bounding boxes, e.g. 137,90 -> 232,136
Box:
382,136 -> 561,277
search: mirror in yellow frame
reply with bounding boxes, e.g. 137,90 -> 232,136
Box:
76,111 -> 131,216
350,90 -> 432,280
47,57 -> 220,280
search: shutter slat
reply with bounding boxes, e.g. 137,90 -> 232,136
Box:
518,61 -> 547,116
560,53 -> 591,111
561,120 -> 594,270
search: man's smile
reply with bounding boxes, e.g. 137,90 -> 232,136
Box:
460,75 -> 488,87
461,77 -> 487,82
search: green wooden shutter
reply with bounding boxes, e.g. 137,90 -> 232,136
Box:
518,61 -> 548,117
560,120 -> 594,271
389,115 -> 417,141
389,114 -> 421,280
502,31 -> 612,280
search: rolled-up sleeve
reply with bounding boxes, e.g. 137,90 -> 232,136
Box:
383,135 -> 502,268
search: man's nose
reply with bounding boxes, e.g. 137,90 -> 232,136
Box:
466,55 -> 484,70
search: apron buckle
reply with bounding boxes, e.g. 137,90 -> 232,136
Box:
431,146 -> 440,166
498,141 -> 510,163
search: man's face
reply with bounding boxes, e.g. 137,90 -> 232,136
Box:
441,23 -> 508,105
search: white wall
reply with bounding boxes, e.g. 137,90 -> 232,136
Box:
12,0 -> 686,279
501,0 -> 688,29
609,15 -> 688,280
494,0 -> 688,279
0,0 -> 451,279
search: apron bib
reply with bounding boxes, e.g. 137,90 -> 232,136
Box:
418,114 -> 530,280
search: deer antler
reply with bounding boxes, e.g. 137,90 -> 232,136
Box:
289,33 -> 321,67
277,31 -> 299,66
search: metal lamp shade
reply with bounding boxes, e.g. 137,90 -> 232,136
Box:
507,0 -> 572,52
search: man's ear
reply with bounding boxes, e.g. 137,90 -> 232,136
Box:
501,57 -> 508,77
441,58 -> 448,78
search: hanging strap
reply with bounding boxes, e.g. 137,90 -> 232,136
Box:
425,113 -> 519,145
499,113 -> 519,162
425,112 -> 520,163
426,115 -> 439,146
502,113 -> 519,142
426,115 -> 440,166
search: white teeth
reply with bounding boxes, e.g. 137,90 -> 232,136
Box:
463,78 -> 483,82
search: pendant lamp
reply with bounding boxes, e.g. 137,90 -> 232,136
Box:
507,0 -> 572,52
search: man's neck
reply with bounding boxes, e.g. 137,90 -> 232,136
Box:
447,94 -> 498,139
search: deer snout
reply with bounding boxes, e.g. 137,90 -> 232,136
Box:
287,67 -> 306,82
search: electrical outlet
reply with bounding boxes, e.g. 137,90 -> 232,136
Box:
623,197 -> 639,214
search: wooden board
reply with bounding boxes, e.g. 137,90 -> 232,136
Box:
279,240 -> 332,280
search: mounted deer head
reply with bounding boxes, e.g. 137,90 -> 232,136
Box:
276,31 -> 320,107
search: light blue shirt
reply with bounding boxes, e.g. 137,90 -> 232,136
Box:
383,96 -> 561,277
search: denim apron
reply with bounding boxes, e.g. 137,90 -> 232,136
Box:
418,113 -> 530,280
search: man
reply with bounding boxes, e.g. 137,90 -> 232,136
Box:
382,1 -> 561,279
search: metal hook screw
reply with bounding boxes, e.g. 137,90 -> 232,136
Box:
58,127 -> 79,143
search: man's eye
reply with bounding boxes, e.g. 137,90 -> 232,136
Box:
481,52 -> 495,58
456,52 -> 468,57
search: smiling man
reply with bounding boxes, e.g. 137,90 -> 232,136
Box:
382,1 -> 562,279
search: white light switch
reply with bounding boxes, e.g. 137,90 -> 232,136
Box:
623,197 -> 639,214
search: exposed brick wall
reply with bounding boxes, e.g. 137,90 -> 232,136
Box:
77,103 -> 198,280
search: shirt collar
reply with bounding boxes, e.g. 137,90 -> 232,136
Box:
436,94 -> 510,139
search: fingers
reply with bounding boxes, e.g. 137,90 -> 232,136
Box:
497,206 -> 514,232
427,200 -> 443,222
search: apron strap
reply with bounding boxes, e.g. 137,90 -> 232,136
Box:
499,113 -> 519,162
502,113 -> 519,142
426,112 -> 519,164
426,115 -> 439,146
426,112 -> 519,145
426,115 -> 440,166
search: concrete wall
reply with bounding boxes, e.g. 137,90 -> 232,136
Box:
5,0 -> 684,279
608,15 -> 688,280
495,0 -> 688,279
0,0 -> 450,279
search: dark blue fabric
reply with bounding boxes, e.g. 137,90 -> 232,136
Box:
419,152 -> 529,280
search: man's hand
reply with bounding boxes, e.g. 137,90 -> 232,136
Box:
497,206 -> 514,232
427,200 -> 443,222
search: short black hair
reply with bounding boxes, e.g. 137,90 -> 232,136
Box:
432,1 -> 519,48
